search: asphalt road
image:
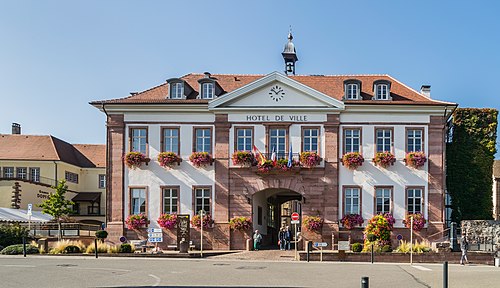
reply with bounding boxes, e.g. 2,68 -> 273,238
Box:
0,255 -> 499,288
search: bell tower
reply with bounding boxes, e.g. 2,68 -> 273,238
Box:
282,31 -> 298,75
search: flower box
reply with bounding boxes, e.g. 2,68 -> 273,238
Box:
157,152 -> 182,168
125,213 -> 148,230
229,216 -> 252,231
191,214 -> 213,229
403,213 -> 426,231
257,160 -> 274,173
342,152 -> 364,170
404,151 -> 427,169
341,213 -> 364,230
124,152 -> 150,169
302,215 -> 323,232
372,152 -> 396,168
157,213 -> 177,229
299,152 -> 321,168
189,152 -> 213,167
231,151 -> 255,166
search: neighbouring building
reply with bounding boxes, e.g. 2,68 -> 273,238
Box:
494,160 -> 500,220
91,34 -> 457,249
0,124 -> 106,226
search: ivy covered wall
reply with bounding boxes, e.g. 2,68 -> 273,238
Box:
447,108 -> 498,221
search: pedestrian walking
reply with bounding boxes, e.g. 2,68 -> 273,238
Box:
460,232 -> 469,265
285,226 -> 292,250
253,230 -> 262,251
278,227 -> 286,250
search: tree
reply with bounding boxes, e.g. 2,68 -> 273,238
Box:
38,180 -> 74,240
446,108 -> 498,222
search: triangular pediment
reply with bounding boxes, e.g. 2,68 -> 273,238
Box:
208,72 -> 344,111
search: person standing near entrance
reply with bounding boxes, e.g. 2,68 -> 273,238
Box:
460,232 -> 469,265
253,230 -> 262,251
285,226 -> 292,250
278,227 -> 286,250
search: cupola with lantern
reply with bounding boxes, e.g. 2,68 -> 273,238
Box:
282,31 -> 298,75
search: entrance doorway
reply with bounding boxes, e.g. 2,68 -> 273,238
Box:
252,188 -> 302,249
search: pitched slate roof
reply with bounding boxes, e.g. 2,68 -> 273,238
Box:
90,73 -> 454,106
0,135 -> 105,168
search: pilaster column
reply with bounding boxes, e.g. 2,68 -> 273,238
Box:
323,114 -> 340,242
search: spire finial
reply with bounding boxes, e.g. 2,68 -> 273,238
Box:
288,25 -> 293,40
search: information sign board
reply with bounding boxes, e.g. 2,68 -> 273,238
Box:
148,237 -> 163,243
314,242 -> 328,247
338,240 -> 350,251
291,220 -> 300,224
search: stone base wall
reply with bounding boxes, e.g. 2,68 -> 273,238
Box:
461,220 -> 500,249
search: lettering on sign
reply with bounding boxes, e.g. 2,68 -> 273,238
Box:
37,190 -> 51,199
245,115 -> 309,122
177,214 -> 190,249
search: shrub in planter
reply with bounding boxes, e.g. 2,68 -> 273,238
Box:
403,213 -> 426,231
341,213 -> 364,230
351,242 -> 363,252
49,240 -> 86,254
157,152 -> 181,168
372,152 -> 396,168
0,223 -> 29,248
64,245 -> 81,254
191,214 -> 213,229
302,215 -> 323,232
342,152 -> 364,170
381,245 -> 392,253
404,151 -> 427,168
189,152 -> 213,167
229,216 -> 252,231
257,160 -> 274,173
95,230 -> 108,240
1,244 -> 39,255
363,215 -> 392,252
119,243 -> 133,253
85,243 -> 112,254
125,213 -> 148,230
124,152 -> 149,169
158,213 -> 177,229
299,152 -> 321,168
232,151 -> 255,166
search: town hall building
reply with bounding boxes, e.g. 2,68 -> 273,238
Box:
91,34 -> 457,250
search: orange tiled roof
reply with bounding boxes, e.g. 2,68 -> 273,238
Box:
90,73 -> 454,106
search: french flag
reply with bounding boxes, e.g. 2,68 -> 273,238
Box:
271,146 -> 277,165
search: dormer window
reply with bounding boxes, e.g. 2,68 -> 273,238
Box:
171,82 -> 184,99
373,80 -> 392,100
201,82 -> 214,99
343,79 -> 361,100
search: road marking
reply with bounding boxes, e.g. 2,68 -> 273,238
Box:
1,265 -> 36,268
413,265 -> 432,271
148,274 -> 161,286
65,267 -> 131,272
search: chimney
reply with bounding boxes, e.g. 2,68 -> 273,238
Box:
12,123 -> 21,134
420,85 -> 431,98
204,72 -> 211,79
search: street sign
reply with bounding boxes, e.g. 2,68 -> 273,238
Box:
397,234 -> 403,241
291,212 -> 300,221
314,242 -> 328,247
338,241 -> 350,251
291,220 -> 299,224
27,204 -> 32,216
147,228 -> 162,233
148,233 -> 162,238
148,237 -> 163,243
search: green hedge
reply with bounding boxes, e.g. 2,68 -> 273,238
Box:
1,244 -> 39,255
0,224 -> 30,248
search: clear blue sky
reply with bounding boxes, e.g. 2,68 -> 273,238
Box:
1,1 -> 499,158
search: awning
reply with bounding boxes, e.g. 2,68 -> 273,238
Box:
72,192 -> 101,202
0,207 -> 53,223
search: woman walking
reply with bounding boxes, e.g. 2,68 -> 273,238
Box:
460,232 -> 469,265
253,230 -> 262,251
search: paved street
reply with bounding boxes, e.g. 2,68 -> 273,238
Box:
1,254 -> 499,288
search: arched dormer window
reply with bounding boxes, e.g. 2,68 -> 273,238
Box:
343,79 -> 361,100
373,80 -> 392,100
166,78 -> 185,99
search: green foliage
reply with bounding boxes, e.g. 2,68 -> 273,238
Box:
85,242 -> 112,254
381,245 -> 392,253
119,243 -> 133,253
0,224 -> 29,248
351,242 -> 363,252
447,108 -> 498,221
95,230 -> 108,239
64,245 -> 81,253
395,240 -> 432,253
38,180 -> 75,222
1,244 -> 39,255
48,240 -> 86,254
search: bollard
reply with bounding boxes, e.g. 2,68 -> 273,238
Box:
361,276 -> 369,288
371,244 -> 374,264
95,239 -> 98,259
22,236 -> 27,257
443,261 -> 448,288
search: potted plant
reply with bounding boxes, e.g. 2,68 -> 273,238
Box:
189,152 -> 213,167
342,152 -> 365,170
231,151 -> 255,166
229,216 -> 252,231
125,213 -> 148,230
124,152 -> 150,169
302,215 -> 323,232
191,214 -> 213,229
372,152 -> 396,168
299,152 -> 321,168
404,151 -> 427,169
257,160 -> 274,173
157,213 -> 177,229
363,214 -> 392,252
341,213 -> 364,230
157,152 -> 181,168
403,213 -> 426,231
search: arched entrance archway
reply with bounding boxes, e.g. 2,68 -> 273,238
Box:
252,188 -> 303,249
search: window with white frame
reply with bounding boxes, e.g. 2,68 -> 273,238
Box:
346,83 -> 359,100
407,188 -> 423,214
162,128 -> 179,154
269,128 -> 287,158
375,187 -> 392,214
194,187 -> 211,214
162,187 -> 178,214
375,84 -> 389,100
407,129 -> 423,152
131,128 -> 147,154
201,82 -> 214,99
16,167 -> 27,179
98,174 -> 106,189
195,128 -> 211,153
303,128 -> 319,152
170,82 -> 184,99
3,167 -> 14,178
344,128 -> 361,153
29,167 -> 40,182
236,128 -> 253,151
344,187 -> 360,215
376,128 -> 392,152
130,188 -> 146,215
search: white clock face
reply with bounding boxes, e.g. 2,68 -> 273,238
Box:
269,85 -> 285,102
